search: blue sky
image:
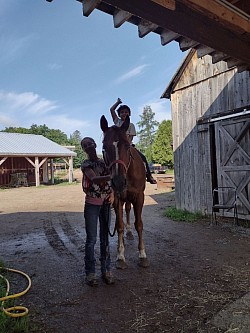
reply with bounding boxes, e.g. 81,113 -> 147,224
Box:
0,0 -> 186,152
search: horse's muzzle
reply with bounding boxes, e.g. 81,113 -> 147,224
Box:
111,175 -> 127,194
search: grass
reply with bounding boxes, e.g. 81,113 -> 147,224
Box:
164,206 -> 204,222
0,262 -> 30,333
239,219 -> 250,228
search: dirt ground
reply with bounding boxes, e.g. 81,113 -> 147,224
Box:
0,172 -> 250,333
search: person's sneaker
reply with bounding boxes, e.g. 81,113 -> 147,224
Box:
102,271 -> 115,285
86,273 -> 98,286
147,176 -> 157,184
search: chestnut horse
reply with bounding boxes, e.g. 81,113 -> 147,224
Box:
100,115 -> 149,269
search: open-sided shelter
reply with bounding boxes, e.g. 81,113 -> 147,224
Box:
0,133 -> 77,187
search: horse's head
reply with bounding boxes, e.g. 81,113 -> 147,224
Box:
100,115 -> 131,194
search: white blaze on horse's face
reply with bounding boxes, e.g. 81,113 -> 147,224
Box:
113,141 -> 119,175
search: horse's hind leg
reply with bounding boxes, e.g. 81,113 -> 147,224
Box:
125,201 -> 134,240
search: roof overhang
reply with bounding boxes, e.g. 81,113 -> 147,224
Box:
0,153 -> 77,158
56,0 -> 250,72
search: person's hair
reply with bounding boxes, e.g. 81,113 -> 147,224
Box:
117,105 -> 131,117
81,137 -> 96,149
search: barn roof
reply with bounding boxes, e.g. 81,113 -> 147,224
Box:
62,0 -> 250,73
0,132 -> 77,157
161,49 -> 195,99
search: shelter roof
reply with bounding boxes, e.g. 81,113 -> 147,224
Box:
0,132 -> 77,157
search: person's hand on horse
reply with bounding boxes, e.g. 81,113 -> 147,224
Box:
106,191 -> 114,205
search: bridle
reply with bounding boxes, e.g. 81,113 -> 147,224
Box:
103,141 -> 133,174
108,159 -> 129,173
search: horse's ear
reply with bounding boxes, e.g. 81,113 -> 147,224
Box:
121,115 -> 130,132
100,115 -> 108,132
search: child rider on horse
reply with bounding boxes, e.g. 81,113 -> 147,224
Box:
81,137 -> 115,286
110,98 -> 157,184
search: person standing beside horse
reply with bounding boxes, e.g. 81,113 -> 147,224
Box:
81,137 -> 115,286
110,98 -> 157,184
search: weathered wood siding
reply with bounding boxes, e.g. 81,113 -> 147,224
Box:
171,52 -> 250,216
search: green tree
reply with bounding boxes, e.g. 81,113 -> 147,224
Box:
2,126 -> 30,134
30,124 -> 68,145
152,120 -> 173,168
2,124 -> 68,145
68,130 -> 86,168
136,105 -> 159,162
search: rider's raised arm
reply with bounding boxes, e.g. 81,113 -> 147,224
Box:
110,98 -> 122,123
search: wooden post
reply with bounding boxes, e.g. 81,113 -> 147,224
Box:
68,156 -> 73,183
50,158 -> 54,184
35,156 -> 40,187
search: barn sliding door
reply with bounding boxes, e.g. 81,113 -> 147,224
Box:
215,117 -> 250,219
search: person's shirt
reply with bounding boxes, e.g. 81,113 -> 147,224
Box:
114,118 -> 136,143
81,158 -> 112,205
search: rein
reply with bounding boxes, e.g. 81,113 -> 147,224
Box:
108,146 -> 133,174
105,203 -> 117,237
108,159 -> 128,173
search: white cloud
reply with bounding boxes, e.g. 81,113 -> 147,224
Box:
0,90 -> 58,115
137,99 -> 172,123
38,110 -> 93,136
0,34 -> 35,65
0,113 -> 16,128
0,90 -> 58,130
115,64 -> 149,83
48,63 -> 62,71
0,90 -> 90,137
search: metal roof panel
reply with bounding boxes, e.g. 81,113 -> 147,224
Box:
0,133 -> 77,157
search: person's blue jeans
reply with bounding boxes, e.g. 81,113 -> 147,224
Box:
84,202 -> 111,276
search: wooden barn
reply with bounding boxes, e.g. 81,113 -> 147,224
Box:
0,133 -> 77,187
161,50 -> 250,220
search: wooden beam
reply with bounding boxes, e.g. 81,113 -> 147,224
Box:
161,29 -> 180,45
138,19 -> 158,38
196,45 -> 215,58
237,64 -> 250,73
178,37 -> 199,51
216,0 -> 250,20
226,58 -> 245,68
197,105 -> 250,124
151,0 -> 176,11
113,9 -> 132,28
212,51 -> 230,63
82,0 -> 101,17
101,0 -> 250,64
0,157 -> 8,167
179,0 -> 250,33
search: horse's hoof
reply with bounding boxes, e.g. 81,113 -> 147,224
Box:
116,259 -> 128,270
138,258 -> 150,268
126,231 -> 134,240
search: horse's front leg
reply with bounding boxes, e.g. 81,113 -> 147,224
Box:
133,194 -> 149,268
114,199 -> 128,270
125,201 -> 134,240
